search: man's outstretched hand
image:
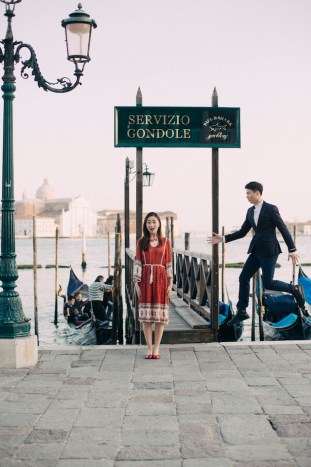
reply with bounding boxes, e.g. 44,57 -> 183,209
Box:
288,252 -> 300,265
207,233 -> 223,245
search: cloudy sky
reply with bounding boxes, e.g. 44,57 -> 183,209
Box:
3,0 -> 311,233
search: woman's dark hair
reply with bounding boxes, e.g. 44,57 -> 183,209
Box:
140,212 -> 163,251
95,275 -> 104,282
68,295 -> 75,301
105,275 -> 114,285
245,181 -> 263,195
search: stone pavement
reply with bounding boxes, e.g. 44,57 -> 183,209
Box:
1,341 -> 311,466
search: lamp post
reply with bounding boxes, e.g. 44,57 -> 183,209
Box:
124,158 -> 154,344
0,1 -> 96,355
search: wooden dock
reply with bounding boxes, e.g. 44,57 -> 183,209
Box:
144,292 -> 213,344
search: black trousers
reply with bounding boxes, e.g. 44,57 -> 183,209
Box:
91,300 -> 107,322
237,252 -> 293,310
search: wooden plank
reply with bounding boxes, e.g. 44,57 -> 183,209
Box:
174,307 -> 209,329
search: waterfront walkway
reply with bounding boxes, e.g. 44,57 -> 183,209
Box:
1,342 -> 311,466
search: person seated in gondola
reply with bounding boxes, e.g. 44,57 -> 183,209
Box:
103,275 -> 114,321
74,292 -> 91,318
61,291 -> 90,325
64,296 -> 80,324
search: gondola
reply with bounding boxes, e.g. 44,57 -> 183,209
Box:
204,290 -> 244,342
60,268 -> 112,345
256,270 -> 311,341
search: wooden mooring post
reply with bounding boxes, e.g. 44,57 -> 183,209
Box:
211,87 -> 219,342
54,227 -> 59,326
33,216 -> 39,344
112,231 -> 124,344
81,228 -> 87,270
184,232 -> 190,250
107,232 -> 111,276
292,225 -> 297,285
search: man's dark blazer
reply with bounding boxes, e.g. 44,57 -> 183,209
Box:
225,201 -> 296,257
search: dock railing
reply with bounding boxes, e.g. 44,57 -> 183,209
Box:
174,248 -> 212,320
125,247 -> 213,343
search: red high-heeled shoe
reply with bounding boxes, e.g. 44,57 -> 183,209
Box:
145,354 -> 153,359
152,354 -> 160,359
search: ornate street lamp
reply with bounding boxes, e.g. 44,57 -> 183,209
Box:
0,1 -> 96,340
142,163 -> 155,187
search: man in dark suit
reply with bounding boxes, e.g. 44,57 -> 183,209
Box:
208,181 -> 305,325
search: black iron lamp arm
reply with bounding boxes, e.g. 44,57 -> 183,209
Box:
12,42 -> 83,93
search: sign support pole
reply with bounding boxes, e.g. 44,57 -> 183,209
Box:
211,87 -> 219,342
135,88 -> 143,344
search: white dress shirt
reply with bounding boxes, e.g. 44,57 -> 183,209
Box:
253,199 -> 264,226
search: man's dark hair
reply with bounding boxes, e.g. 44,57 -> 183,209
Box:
245,181 -> 263,195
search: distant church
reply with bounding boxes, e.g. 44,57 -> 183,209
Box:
15,178 -> 98,237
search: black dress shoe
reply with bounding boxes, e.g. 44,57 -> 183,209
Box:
227,310 -> 250,326
291,284 -> 305,309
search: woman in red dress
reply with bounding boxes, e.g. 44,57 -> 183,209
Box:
134,212 -> 173,359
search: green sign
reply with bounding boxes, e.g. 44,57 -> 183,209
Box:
114,106 -> 240,148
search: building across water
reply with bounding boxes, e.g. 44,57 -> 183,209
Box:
13,179 -> 180,238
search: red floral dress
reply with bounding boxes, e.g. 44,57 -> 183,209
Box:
134,237 -> 173,324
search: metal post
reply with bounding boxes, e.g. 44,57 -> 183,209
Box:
0,8 -> 30,338
125,157 -> 130,251
211,87 -> 219,342
135,88 -> 143,344
221,226 -> 225,303
125,157 -> 130,293
136,87 -> 143,244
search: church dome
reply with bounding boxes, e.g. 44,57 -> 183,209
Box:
36,178 -> 56,201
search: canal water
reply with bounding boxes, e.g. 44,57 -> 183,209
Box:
12,235 -> 311,346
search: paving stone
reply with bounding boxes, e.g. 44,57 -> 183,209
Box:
0,401 -> 50,414
121,429 -> 180,446
262,405 -> 304,415
74,408 -> 125,428
269,414 -> 311,437
122,415 -> 178,431
57,461 -> 113,467
0,436 -> 24,457
174,387 -> 207,396
183,460 -> 232,467
176,402 -> 212,414
26,429 -> 69,443
283,437 -> 311,457
282,385 -> 311,398
232,461 -> 296,466
17,442 -> 64,460
296,457 -> 311,467
129,393 -> 174,403
0,413 -> 40,427
226,444 -> 292,461
125,402 -> 176,416
205,378 -> 249,392
217,414 -> 278,444
115,461 -> 181,467
35,409 -> 79,430
211,392 -> 262,414
60,441 -> 119,459
116,445 -> 181,461
68,427 -> 121,443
